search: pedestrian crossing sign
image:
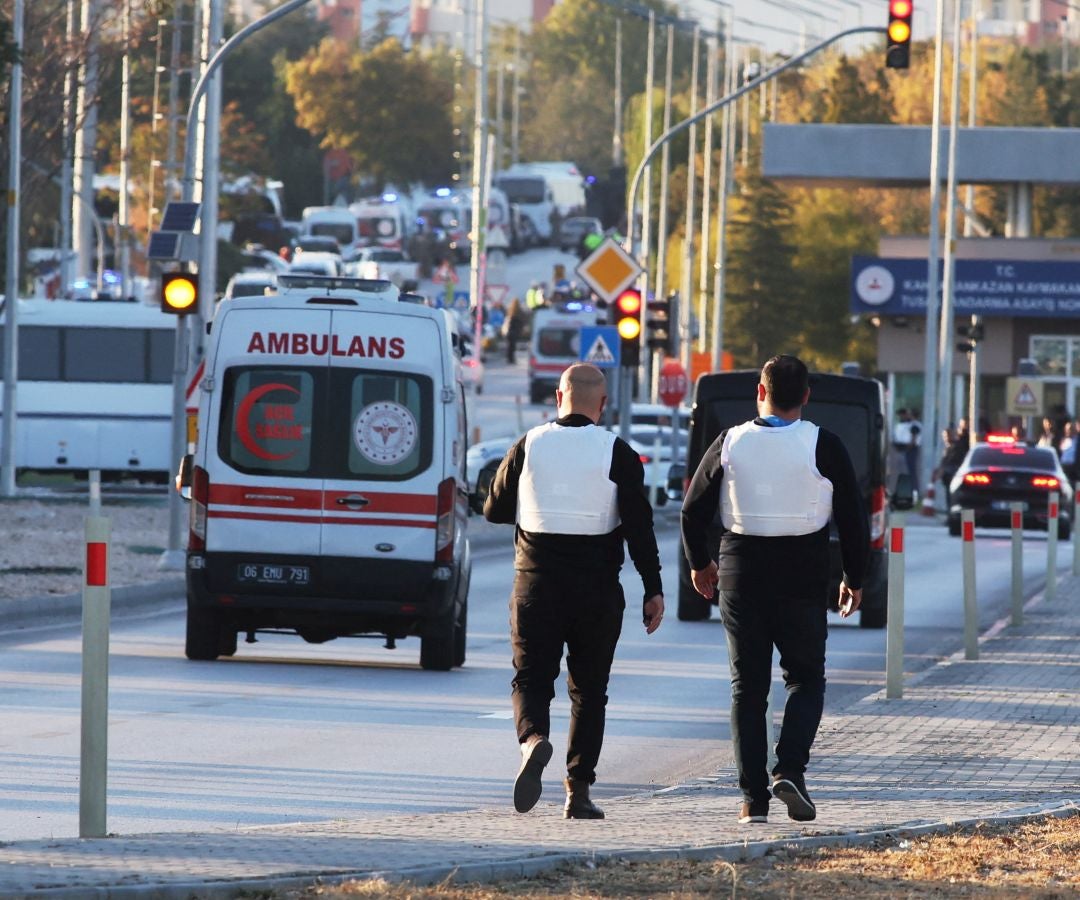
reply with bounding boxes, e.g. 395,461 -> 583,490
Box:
1005,377 -> 1044,416
579,326 -> 620,369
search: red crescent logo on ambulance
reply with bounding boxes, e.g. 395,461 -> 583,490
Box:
236,382 -> 300,461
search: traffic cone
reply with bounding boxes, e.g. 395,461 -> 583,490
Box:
921,483 -> 937,517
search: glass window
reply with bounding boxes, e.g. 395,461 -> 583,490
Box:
1032,336 -> 1067,377
219,368 -> 317,476
0,327 -> 62,381
341,370 -> 432,480
310,223 -> 355,245
537,327 -> 580,358
1069,338 -> 1080,377
495,177 -> 546,205
148,329 -> 175,384
64,327 -> 147,382
968,446 -> 1057,471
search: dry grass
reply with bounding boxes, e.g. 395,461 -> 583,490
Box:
277,812 -> 1080,900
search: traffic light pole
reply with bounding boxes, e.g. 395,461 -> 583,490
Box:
623,25 -> 887,391
162,0 -> 316,567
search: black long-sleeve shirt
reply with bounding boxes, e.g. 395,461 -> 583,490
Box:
681,418 -> 870,594
483,413 -> 663,603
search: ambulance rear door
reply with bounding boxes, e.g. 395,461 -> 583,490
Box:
319,307 -> 444,576
204,307 -> 331,568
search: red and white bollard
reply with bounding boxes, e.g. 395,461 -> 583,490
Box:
962,509 -> 978,661
885,512 -> 906,699
80,515 -> 111,839
1046,490 -> 1059,604
920,483 -> 937,517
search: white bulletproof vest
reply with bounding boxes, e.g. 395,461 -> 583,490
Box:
719,419 -> 833,537
517,422 -> 620,535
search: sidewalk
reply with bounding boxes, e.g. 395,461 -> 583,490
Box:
1,575 -> 1077,899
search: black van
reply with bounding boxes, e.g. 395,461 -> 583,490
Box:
678,370 -> 889,628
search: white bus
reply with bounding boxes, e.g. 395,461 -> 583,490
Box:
494,162 -> 587,243
0,299 -> 178,481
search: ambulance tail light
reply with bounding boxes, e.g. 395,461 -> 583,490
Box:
870,485 -> 887,549
436,477 -> 456,563
189,465 -> 209,551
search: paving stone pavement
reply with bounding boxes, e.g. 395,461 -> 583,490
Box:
1,576 -> 1077,899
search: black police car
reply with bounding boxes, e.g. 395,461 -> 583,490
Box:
678,370 -> 891,628
947,438 -> 1073,538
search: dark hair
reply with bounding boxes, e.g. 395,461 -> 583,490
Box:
761,355 -> 808,411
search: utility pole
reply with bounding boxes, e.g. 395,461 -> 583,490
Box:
511,30 -> 521,166
72,0 -> 100,287
678,26 -> 701,375
196,0 -> 224,336
468,0 -> 488,355
1,0 -> 25,497
697,37 -> 717,354
119,0 -> 133,299
711,12 -> 736,371
919,0 -> 949,508
639,10 -> 656,397
963,0 -> 979,239
654,22 -> 675,360
59,0 -> 76,295
936,0 -> 964,439
495,57 -> 505,174
613,17 -> 623,167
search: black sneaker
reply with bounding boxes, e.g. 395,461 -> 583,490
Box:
772,774 -> 816,822
513,735 -> 553,813
738,799 -> 769,824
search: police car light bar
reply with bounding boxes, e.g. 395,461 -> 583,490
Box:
277,275 -> 395,294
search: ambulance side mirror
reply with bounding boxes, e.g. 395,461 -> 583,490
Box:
891,472 -> 915,511
176,453 -> 194,501
470,461 -> 497,515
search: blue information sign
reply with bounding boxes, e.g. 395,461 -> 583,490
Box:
851,255 -> 1080,318
579,325 -> 621,369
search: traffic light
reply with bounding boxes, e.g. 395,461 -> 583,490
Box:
886,0 -> 913,69
614,288 -> 642,367
645,296 -> 672,354
161,272 -> 198,315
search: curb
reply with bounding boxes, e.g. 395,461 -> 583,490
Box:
11,802 -> 1078,899
0,578 -> 184,631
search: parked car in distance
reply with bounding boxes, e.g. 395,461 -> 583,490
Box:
287,252 -> 342,277
347,247 -> 420,291
466,436 -> 516,499
947,437 -> 1073,538
558,216 -> 603,252
625,425 -> 688,507
223,271 -> 277,301
292,235 -> 342,258
623,403 -> 691,431
460,341 -> 485,394
240,245 -> 289,274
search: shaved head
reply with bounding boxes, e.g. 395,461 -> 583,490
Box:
557,364 -> 607,421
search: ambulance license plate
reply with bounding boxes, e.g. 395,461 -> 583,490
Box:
237,563 -> 310,586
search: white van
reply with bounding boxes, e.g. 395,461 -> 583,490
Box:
527,307 -> 598,404
180,274 -> 471,670
300,206 -> 359,255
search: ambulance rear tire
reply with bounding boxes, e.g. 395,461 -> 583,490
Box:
420,607 -> 456,671
677,582 -> 712,621
185,604 -> 228,661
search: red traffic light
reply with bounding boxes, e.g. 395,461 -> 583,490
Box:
614,289 -> 642,341
614,289 -> 642,316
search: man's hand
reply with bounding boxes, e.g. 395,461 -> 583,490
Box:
690,561 -> 719,600
838,582 -> 862,618
643,594 -> 665,634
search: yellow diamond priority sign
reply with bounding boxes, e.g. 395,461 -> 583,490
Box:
575,238 -> 644,302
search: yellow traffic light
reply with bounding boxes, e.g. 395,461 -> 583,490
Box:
617,317 -> 641,340
886,0 -> 913,69
161,272 -> 198,315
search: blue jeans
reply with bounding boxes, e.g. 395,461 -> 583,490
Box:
719,588 -> 828,804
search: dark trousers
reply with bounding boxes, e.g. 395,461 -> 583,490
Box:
718,588 -> 828,804
510,571 -> 625,784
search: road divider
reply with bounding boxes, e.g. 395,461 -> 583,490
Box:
885,511 -> 906,699
962,509 -> 977,661
80,515 -> 111,839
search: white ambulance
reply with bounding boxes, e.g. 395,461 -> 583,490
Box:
180,274 -> 471,669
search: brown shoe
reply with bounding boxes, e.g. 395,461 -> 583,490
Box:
563,777 -> 605,819
738,799 -> 769,824
513,734 -> 553,813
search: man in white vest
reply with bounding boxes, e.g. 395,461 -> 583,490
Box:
484,363 -> 665,819
681,355 -> 869,825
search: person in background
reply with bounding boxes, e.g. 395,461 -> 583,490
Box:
1059,421 -> 1077,484
935,419 -> 970,506
504,297 -> 526,365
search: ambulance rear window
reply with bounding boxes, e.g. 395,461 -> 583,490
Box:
219,368 -> 317,476
338,370 -> 432,480
537,327 -> 579,358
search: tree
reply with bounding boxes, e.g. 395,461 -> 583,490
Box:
724,164 -> 805,368
284,37 -> 454,187
812,55 -> 894,124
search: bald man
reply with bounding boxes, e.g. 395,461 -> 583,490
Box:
484,363 -> 664,819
